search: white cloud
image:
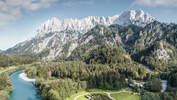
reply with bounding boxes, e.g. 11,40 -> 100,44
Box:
133,0 -> 177,7
0,0 -> 96,26
61,0 -> 95,6
0,0 -> 58,26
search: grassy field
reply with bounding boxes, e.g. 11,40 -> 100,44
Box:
111,92 -> 140,100
65,88 -> 140,100
65,91 -> 89,100
65,91 -> 108,100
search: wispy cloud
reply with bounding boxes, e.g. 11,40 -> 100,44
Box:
61,0 -> 95,7
132,0 -> 177,7
0,0 -> 58,26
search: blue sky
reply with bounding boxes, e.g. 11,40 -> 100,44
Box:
0,0 -> 177,50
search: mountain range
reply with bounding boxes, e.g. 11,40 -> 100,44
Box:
5,10 -> 177,71
5,10 -> 156,59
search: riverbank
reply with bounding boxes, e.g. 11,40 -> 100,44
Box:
0,66 -> 25,100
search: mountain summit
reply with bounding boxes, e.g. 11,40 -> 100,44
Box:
115,10 -> 156,26
6,10 -> 157,59
36,10 -> 156,37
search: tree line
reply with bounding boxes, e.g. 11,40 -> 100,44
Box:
0,54 -> 36,67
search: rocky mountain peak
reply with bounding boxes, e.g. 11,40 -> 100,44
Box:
114,10 -> 156,26
5,10 -> 158,60
36,10 -> 156,38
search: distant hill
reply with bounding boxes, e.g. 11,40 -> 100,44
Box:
0,50 -> 3,53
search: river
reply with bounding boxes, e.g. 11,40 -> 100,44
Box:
8,70 -> 41,100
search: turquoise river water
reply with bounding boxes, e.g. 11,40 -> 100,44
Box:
8,70 -> 41,100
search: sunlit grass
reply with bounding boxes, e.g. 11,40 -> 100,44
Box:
65,91 -> 89,100
111,92 -> 140,100
65,88 -> 139,100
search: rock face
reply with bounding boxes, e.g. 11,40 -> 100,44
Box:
114,10 -> 156,26
5,10 -> 156,60
36,10 -> 155,37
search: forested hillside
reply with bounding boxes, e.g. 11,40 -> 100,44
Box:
22,20 -> 177,100
66,22 -> 177,72
0,72 -> 12,100
26,45 -> 148,100
5,20 -> 177,72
